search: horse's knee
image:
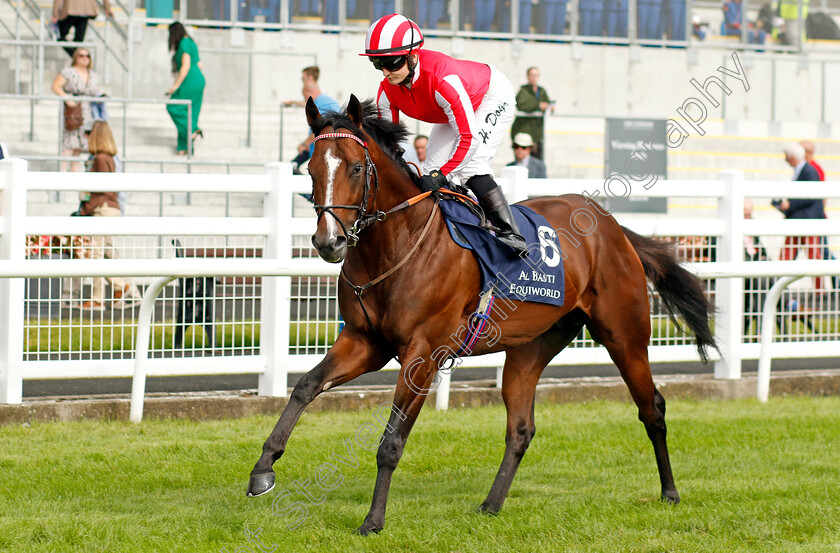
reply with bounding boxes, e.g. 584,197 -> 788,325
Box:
376,433 -> 404,471
507,422 -> 535,457
290,372 -> 321,404
639,406 -> 666,439
654,389 -> 667,417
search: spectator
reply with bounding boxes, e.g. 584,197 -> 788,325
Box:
777,0 -> 808,46
723,0 -> 767,44
501,0 -> 533,33
52,0 -> 113,57
801,140 -> 825,180
51,47 -> 101,172
324,0 -> 357,25
413,0 -> 445,28
605,0 -> 628,38
507,133 -> 547,178
692,15 -> 708,40
76,120 -> 141,311
284,66 -> 340,174
511,67 -> 552,160
665,0 -> 686,40
540,0 -> 569,35
637,0 -> 663,39
371,0 -> 395,21
473,0 -> 496,31
580,0 -> 605,36
414,135 -> 428,164
773,143 -> 825,290
166,22 -> 205,156
802,140 -> 835,277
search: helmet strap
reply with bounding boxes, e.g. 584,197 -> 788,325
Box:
399,54 -> 417,87
398,23 -> 418,88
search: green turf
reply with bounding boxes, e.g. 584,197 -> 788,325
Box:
1,398 -> 839,552
24,321 -> 341,352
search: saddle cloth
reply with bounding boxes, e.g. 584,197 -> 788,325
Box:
438,198 -> 565,306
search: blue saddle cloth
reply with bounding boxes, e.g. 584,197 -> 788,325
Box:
438,198 -> 564,306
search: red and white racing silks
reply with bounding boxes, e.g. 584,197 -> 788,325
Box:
376,49 -> 492,176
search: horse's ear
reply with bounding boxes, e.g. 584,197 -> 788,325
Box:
347,94 -> 363,128
305,97 -> 321,129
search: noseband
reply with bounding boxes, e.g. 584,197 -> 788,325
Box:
312,131 -> 382,246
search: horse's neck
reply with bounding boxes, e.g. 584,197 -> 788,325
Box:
345,164 -> 436,277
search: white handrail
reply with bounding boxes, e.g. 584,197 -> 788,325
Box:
4,160 -> 840,417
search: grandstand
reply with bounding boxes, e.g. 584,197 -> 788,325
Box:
0,0 -> 837,255
4,2 -> 840,187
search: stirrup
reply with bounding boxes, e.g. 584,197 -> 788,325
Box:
496,231 -> 528,256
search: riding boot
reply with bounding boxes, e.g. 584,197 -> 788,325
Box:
477,187 -> 528,255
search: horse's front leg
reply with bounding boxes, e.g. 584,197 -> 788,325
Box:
247,330 -> 390,497
356,349 -> 438,535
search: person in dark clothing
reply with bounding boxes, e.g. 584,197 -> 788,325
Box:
52,0 -> 113,57
773,143 -> 826,290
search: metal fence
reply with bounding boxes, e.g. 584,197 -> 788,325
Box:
135,0 -> 840,52
2,159 -> 840,411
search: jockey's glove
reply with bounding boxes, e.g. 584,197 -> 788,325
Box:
418,170 -> 448,193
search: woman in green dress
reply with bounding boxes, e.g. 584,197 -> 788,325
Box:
166,22 -> 205,155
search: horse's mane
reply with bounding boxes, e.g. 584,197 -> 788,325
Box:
310,99 -> 420,184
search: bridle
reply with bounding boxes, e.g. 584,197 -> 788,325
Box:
312,131 -> 382,247
311,128 -> 438,340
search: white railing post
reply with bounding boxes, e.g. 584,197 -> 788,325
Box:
130,276 -> 177,423
434,370 -> 451,411
757,275 -> 801,402
259,162 -> 294,397
0,159 -> 27,404
499,165 -> 529,203
714,170 -> 745,379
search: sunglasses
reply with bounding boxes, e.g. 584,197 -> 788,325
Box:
370,55 -> 408,72
77,53 -> 90,58
514,145 -> 530,149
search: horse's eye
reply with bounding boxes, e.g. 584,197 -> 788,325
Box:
353,164 -> 363,175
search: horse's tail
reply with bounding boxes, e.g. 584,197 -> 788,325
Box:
622,226 -> 719,363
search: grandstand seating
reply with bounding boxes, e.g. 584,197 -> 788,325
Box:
2,0 -> 839,221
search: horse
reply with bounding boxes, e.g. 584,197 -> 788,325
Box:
246,95 -> 717,535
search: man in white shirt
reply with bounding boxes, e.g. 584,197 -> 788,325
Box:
506,133 -> 546,178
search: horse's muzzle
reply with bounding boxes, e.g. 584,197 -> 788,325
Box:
312,233 -> 347,263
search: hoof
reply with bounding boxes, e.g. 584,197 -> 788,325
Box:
661,491 -> 680,505
355,522 -> 382,536
247,472 -> 276,497
477,501 -> 502,515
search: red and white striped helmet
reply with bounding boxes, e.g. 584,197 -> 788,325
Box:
361,14 -> 424,57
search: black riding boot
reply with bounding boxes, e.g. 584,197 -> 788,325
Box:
476,186 -> 527,255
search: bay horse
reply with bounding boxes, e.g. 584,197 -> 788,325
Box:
247,95 -> 717,535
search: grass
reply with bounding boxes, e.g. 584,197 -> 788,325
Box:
24,321 -> 340,352
25,316 -> 836,354
1,397 -> 840,552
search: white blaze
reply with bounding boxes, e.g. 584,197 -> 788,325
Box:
323,148 -> 342,240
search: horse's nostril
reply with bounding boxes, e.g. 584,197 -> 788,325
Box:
333,235 -> 347,248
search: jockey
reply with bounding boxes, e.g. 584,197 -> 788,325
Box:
362,14 -> 527,254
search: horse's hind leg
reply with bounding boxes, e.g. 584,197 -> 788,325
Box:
479,322 -> 583,514
587,297 -> 680,503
